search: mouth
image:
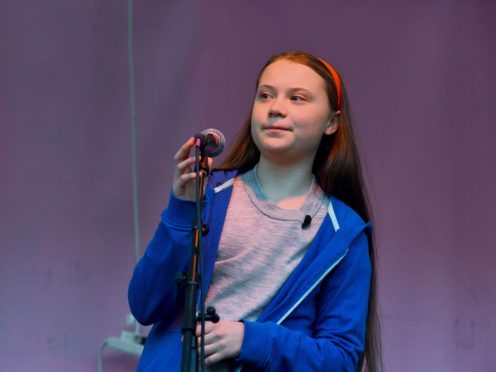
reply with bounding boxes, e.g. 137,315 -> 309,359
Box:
261,125 -> 291,131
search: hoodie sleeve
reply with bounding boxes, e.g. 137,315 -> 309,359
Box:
237,231 -> 371,371
127,192 -> 200,326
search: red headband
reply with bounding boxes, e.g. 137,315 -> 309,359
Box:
318,58 -> 342,111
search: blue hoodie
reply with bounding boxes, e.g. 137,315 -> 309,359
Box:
128,169 -> 371,371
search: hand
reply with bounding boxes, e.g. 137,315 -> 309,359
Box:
196,321 -> 245,366
172,137 -> 212,202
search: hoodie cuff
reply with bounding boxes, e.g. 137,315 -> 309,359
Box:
161,192 -> 205,228
237,320 -> 270,368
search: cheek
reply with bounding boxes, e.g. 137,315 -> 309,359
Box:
250,115 -> 260,135
294,110 -> 329,133
250,121 -> 263,149
250,104 -> 266,135
251,103 -> 263,123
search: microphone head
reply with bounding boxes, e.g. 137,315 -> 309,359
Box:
200,128 -> 226,157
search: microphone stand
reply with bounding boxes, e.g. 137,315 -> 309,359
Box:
179,135 -> 219,372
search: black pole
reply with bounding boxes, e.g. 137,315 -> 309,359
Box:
180,136 -> 208,372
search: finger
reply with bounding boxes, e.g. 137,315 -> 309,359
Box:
195,321 -> 214,337
174,137 -> 195,162
204,352 -> 223,367
176,157 -> 196,173
198,341 -> 219,361
177,173 -> 197,184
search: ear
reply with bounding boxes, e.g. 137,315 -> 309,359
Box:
324,112 -> 340,135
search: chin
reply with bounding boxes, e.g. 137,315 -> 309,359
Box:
258,145 -> 296,162
258,141 -> 291,154
253,133 -> 296,158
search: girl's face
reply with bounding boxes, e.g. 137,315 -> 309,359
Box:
251,59 -> 337,165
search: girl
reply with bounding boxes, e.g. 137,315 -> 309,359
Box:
128,51 -> 381,371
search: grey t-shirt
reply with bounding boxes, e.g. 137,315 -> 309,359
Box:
205,167 -> 329,323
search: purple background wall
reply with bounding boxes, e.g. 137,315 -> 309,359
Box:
1,1 -> 495,371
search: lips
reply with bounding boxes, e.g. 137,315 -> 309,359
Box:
261,125 -> 291,131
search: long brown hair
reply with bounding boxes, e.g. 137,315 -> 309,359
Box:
217,51 -> 382,372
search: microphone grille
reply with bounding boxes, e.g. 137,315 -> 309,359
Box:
201,128 -> 226,157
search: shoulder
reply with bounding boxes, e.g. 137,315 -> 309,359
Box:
207,167 -> 253,193
325,195 -> 370,237
329,196 -> 366,225
207,169 -> 238,190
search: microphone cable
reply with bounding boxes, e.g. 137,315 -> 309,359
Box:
128,0 -> 141,336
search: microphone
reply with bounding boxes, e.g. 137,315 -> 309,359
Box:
302,215 -> 312,229
197,128 -> 226,157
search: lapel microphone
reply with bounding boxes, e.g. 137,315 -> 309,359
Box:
301,215 -> 312,229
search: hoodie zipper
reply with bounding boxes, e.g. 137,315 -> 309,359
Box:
275,248 -> 349,325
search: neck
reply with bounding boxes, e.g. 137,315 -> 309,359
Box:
255,156 -> 314,202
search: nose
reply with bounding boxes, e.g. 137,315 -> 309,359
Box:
268,97 -> 287,118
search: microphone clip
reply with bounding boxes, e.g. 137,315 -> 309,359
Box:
302,215 -> 312,229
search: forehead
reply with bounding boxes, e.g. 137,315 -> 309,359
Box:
258,59 -> 327,92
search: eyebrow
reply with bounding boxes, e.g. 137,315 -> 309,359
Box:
258,84 -> 314,95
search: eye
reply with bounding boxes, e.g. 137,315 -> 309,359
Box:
258,91 -> 273,100
290,95 -> 306,102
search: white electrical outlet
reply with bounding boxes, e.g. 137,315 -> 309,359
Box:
104,331 -> 144,356
126,313 -> 137,325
